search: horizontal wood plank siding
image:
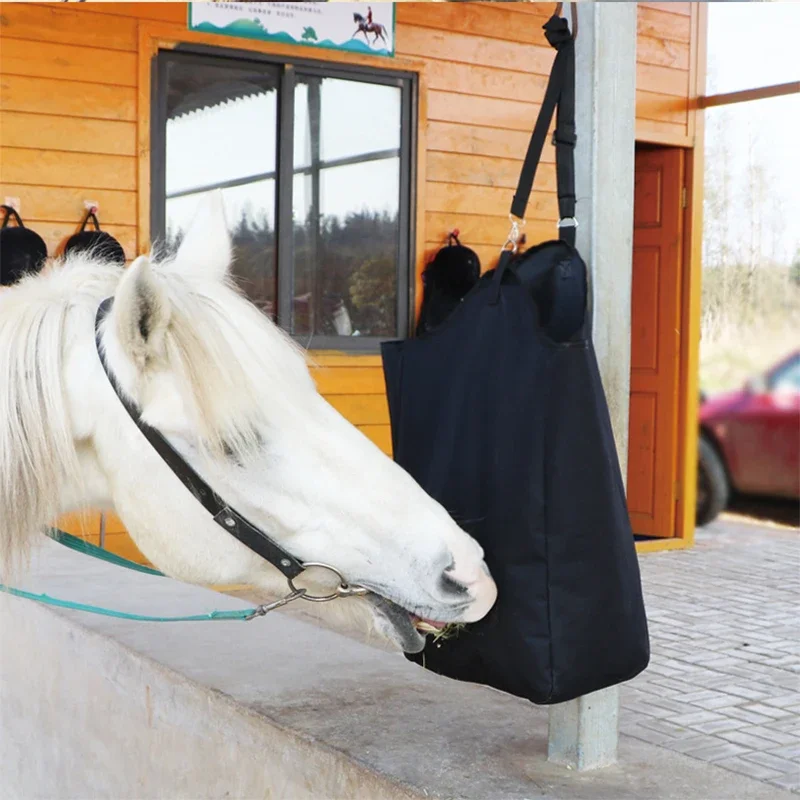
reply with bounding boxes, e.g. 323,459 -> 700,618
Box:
0,148 -> 137,190
636,4 -> 694,143
0,75 -> 137,121
1,1 -> 700,560
0,38 -> 137,86
0,185 -> 136,226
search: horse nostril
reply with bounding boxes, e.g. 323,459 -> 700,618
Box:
439,568 -> 469,598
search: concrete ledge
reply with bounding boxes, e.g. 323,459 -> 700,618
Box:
1,539 -> 791,799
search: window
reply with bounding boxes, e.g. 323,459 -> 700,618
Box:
152,50 -> 415,348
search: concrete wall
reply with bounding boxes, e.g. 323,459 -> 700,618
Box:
0,540 -> 788,800
0,596 -> 416,800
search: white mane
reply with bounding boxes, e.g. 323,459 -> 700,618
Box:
138,255 -> 316,458
0,256 -> 120,573
0,251 -> 314,575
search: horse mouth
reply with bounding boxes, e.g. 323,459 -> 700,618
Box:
367,595 -> 447,654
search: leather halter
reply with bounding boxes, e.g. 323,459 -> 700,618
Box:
94,296 -> 365,596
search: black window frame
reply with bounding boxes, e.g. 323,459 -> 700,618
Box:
151,46 -> 417,351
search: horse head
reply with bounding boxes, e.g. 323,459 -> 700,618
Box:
0,194 -> 496,653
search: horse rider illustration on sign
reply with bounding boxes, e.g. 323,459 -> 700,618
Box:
353,6 -> 388,46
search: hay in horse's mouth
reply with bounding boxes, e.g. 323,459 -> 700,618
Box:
366,595 -> 445,653
414,618 -> 467,643
411,616 -> 446,633
366,595 -> 467,653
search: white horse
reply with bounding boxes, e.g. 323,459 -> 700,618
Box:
0,196 -> 496,653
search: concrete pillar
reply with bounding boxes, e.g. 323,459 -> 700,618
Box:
546,0 -> 637,772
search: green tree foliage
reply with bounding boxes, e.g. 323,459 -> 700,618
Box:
791,248 -> 800,287
294,210 -> 398,337
166,206 -> 399,337
228,214 -> 276,320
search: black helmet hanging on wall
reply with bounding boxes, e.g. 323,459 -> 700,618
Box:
0,205 -> 48,286
415,231 -> 481,336
64,208 -> 126,266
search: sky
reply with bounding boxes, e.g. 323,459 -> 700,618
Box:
705,1 -> 800,265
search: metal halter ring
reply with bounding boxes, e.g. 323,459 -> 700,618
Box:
289,562 -> 370,602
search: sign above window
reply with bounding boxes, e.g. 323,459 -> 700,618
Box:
188,2 -> 396,58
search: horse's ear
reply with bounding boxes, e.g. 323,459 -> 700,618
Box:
175,191 -> 231,280
114,255 -> 170,369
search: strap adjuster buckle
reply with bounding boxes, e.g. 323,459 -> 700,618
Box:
558,217 -> 579,229
551,130 -> 577,147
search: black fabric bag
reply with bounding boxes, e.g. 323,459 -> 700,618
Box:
64,209 -> 126,266
0,205 -> 48,286
381,12 -> 649,705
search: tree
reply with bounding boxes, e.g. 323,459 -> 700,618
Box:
791,248 -> 800,287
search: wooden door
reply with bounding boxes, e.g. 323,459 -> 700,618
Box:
627,147 -> 684,537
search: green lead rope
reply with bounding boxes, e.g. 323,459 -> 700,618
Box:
47,528 -> 165,576
0,585 -> 257,622
0,528 -> 261,622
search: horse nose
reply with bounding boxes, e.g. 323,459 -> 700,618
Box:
439,567 -> 470,598
441,560 -> 497,622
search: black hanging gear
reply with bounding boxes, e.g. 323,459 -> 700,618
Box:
415,233 -> 481,336
381,9 -> 649,704
64,209 -> 126,266
0,205 -> 48,287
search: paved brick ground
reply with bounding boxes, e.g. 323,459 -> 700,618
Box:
621,519 -> 800,794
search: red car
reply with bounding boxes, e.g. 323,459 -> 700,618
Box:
697,350 -> 800,525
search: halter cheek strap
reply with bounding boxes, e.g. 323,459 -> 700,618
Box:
94,297 -> 306,580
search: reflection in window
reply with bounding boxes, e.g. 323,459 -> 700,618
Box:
292,77 -> 402,339
157,54 -> 411,347
164,60 -> 279,320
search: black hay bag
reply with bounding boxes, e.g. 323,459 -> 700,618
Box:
380,9 -> 648,705
381,249 -> 649,705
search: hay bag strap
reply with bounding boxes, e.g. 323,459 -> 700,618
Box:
511,11 -> 577,247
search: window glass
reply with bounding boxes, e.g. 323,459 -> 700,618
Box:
292,76 -> 402,339
164,60 -> 279,320
158,55 -> 411,346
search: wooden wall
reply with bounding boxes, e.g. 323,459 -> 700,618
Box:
636,2 -> 696,145
0,1 -> 700,558
400,1 -> 697,268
